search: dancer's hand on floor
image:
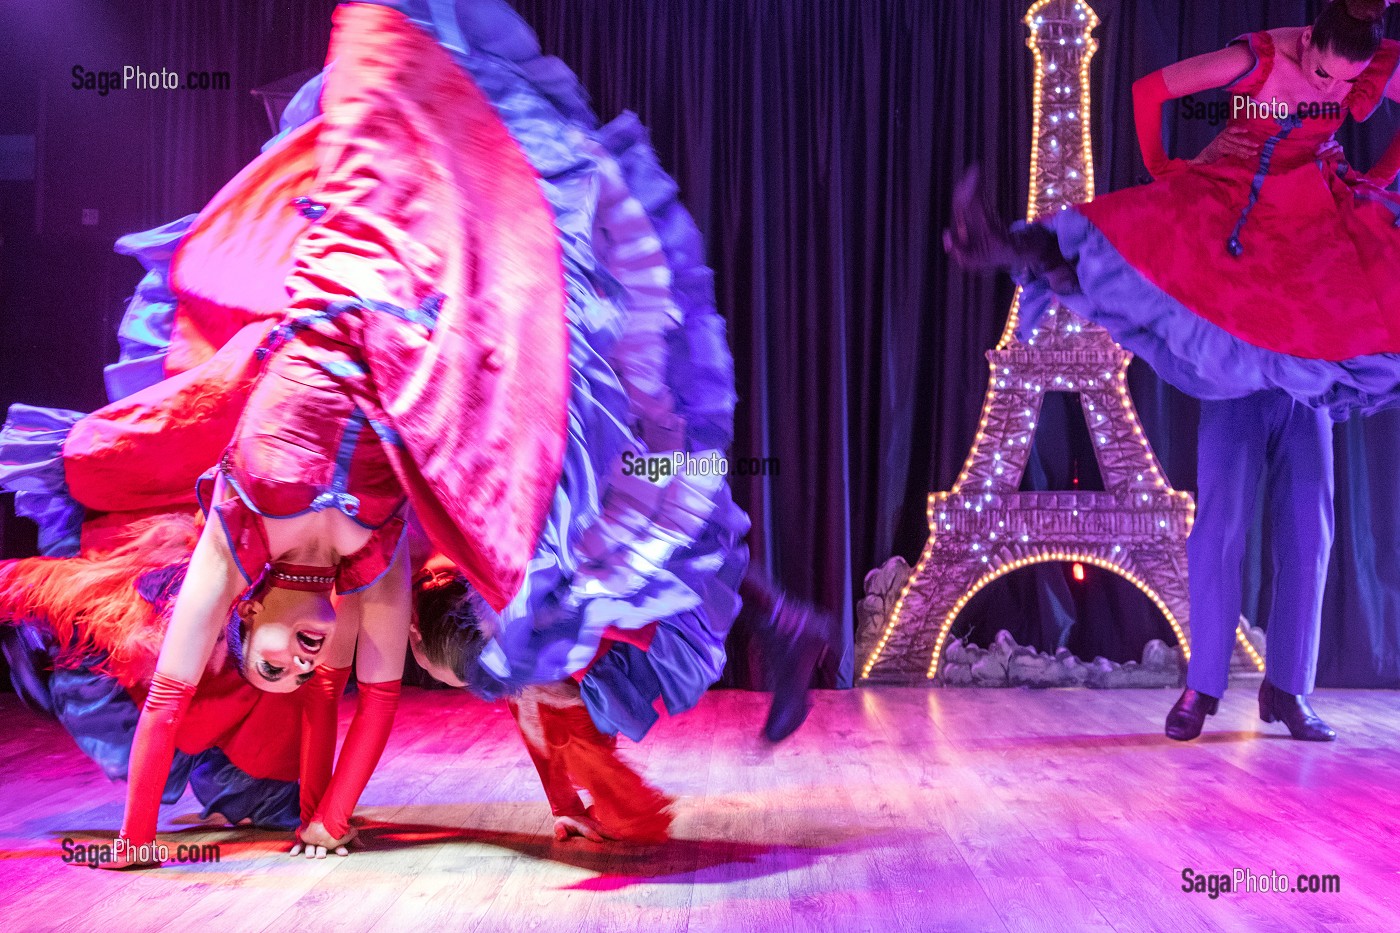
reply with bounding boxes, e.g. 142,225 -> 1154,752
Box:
96,835 -> 163,870
289,820 -> 358,858
1193,126 -> 1258,165
554,814 -> 610,843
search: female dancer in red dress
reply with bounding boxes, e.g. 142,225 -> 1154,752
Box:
88,1 -> 572,865
0,0 -> 830,861
948,0 -> 1400,742
950,0 -> 1400,410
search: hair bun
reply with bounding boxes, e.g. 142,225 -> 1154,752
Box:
1344,0 -> 1387,24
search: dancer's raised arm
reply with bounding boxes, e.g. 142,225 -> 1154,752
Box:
150,504 -> 247,685
291,540 -> 412,858
1132,45 -> 1256,177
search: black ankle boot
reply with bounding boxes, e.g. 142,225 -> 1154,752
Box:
1258,679 -> 1337,741
740,573 -> 833,744
943,167 -> 1018,269
1165,687 -> 1219,741
944,168 -> 1080,290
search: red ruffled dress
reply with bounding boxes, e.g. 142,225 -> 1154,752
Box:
59,2 -> 570,611
1021,31 -> 1400,416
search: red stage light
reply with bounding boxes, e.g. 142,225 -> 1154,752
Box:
1072,562 -> 1086,582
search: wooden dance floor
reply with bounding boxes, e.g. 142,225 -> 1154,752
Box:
2,684 -> 1398,932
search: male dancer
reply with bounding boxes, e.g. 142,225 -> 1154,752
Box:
1165,393 -> 1337,741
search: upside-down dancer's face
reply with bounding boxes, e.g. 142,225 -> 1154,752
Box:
1301,28 -> 1373,95
236,587 -> 337,693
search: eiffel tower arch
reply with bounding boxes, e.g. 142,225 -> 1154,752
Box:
860,0 -> 1265,684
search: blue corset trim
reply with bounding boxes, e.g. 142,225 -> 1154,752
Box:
1227,116 -> 1302,257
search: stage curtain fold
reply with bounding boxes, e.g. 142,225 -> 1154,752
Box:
513,0 -> 1400,689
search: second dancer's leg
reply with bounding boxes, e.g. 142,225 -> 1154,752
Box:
1167,393 -> 1268,741
1257,398 -> 1337,741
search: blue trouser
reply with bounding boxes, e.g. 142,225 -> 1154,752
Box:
1186,391 -> 1334,698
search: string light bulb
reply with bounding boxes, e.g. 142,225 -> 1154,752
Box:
861,1 -> 1245,682
924,551 -> 1192,679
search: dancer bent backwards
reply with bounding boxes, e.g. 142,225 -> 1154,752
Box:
0,0 -> 831,859
245,0 -> 828,843
946,0 -> 1400,742
92,0 -> 575,866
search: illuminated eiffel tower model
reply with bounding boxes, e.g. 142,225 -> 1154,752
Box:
860,0 -> 1263,683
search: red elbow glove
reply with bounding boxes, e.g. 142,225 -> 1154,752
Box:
299,665 -> 352,831
1133,70 -> 1188,179
1362,130 -> 1400,189
310,678 -> 401,841
118,671 -> 197,862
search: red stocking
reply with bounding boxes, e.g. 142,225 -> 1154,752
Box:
539,701 -> 674,844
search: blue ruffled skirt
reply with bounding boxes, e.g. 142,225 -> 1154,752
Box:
1018,208 -> 1400,419
344,0 -> 751,740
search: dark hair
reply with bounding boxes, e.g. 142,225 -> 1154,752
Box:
412,568 -> 490,680
1313,0 -> 1387,62
223,575 -> 271,677
224,610 -> 250,671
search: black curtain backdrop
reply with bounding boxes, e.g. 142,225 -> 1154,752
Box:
1,1 -> 1397,689
510,0 -> 1400,689
0,0 -> 338,415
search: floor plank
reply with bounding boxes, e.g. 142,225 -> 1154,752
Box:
2,684 -> 1397,932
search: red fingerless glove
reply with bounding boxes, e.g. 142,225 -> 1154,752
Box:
1133,69 -> 1183,179
1362,129 -> 1400,189
311,678 -> 401,840
118,671 -> 197,858
299,665 -> 352,831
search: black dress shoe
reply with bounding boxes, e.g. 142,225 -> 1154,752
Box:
1165,687 -> 1219,741
1258,679 -> 1337,741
